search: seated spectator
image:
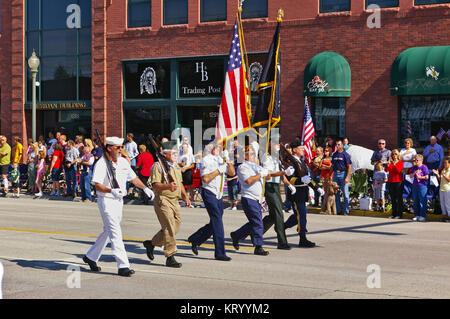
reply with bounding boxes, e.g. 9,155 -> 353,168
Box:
409,154 -> 429,222
343,137 -> 351,151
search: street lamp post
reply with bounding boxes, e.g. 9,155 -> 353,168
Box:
27,51 -> 40,142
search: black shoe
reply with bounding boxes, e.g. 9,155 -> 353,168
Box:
166,256 -> 182,268
82,255 -> 101,272
215,256 -> 232,261
299,233 -> 316,248
190,242 -> 198,256
230,232 -> 239,250
118,267 -> 135,277
143,240 -> 155,260
254,246 -> 269,256
277,244 -> 291,250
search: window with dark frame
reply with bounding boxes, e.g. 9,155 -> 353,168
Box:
128,0 -> 151,28
320,0 -> 351,13
25,0 -> 92,102
200,0 -> 226,22
415,0 -> 450,5
163,0 -> 188,25
366,0 -> 399,8
241,0 -> 268,19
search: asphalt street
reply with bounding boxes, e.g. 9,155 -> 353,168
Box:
1,197 -> 450,299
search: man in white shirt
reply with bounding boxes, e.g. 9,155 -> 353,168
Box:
230,145 -> 285,256
125,133 -> 139,169
187,143 -> 235,261
82,136 -> 154,277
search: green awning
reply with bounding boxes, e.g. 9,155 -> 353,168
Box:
391,45 -> 450,96
303,52 -> 351,97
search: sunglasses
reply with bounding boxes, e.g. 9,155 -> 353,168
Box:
378,142 -> 385,145
112,145 -> 124,150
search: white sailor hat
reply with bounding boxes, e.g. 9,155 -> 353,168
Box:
105,136 -> 124,146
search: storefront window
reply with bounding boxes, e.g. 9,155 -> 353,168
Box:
241,0 -> 268,19
200,0 -> 226,22
311,98 -> 346,142
320,0 -> 351,12
178,59 -> 224,98
25,0 -> 92,102
366,0 -> 399,8
124,61 -> 171,99
128,0 -> 151,28
415,0 -> 450,4
163,0 -> 188,25
399,96 -> 450,147
125,108 -> 171,140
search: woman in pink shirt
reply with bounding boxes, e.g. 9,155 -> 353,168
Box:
385,149 -> 404,219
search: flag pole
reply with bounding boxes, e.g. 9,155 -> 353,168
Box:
261,9 -> 283,199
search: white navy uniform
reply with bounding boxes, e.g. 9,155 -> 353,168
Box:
86,156 -> 137,269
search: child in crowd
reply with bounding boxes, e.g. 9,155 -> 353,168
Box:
10,163 -> 20,198
433,156 -> 450,222
373,162 -> 388,212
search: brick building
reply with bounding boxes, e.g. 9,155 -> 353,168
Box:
0,0 -> 449,151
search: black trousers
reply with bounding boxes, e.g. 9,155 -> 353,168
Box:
389,182 -> 403,217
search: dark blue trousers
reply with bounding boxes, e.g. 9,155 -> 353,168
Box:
188,188 -> 226,258
284,200 -> 308,234
233,197 -> 264,247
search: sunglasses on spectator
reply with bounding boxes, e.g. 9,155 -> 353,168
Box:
378,142 -> 385,145
112,145 -> 124,150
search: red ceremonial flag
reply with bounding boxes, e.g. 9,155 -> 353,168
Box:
215,13 -> 251,144
301,97 -> 315,165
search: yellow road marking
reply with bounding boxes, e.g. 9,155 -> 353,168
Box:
0,227 -> 258,251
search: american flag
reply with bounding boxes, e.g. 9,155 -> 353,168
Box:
301,97 -> 315,164
437,127 -> 446,140
216,16 -> 251,144
406,121 -> 412,138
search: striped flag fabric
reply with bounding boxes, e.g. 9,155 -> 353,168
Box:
215,14 -> 251,144
436,127 -> 446,140
301,97 -> 315,164
406,121 -> 412,138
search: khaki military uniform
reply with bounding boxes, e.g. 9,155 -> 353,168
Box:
150,162 -> 183,257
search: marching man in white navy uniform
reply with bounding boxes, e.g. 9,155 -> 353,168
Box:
82,136 -> 155,277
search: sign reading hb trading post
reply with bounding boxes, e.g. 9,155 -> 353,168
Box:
178,59 -> 224,98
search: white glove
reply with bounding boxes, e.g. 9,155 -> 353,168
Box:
288,184 -> 296,195
222,150 -> 230,162
318,187 -> 325,197
111,188 -> 125,199
284,166 -> 295,176
218,164 -> 227,174
259,168 -> 269,178
301,175 -> 312,184
143,187 -> 155,201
